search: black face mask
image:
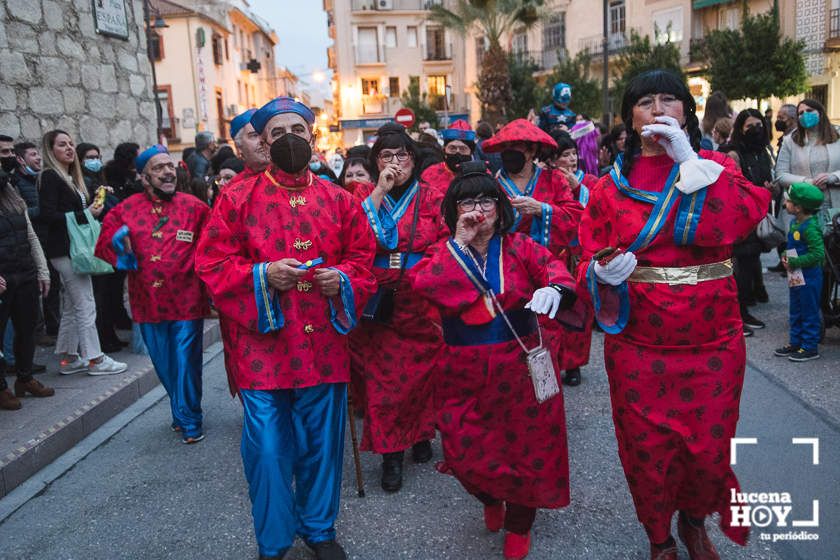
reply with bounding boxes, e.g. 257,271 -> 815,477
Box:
774,119 -> 787,132
500,149 -> 527,174
743,126 -> 766,148
152,174 -> 177,201
270,133 -> 312,174
0,157 -> 17,173
444,153 -> 472,173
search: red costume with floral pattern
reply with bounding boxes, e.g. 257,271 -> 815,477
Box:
578,151 -> 771,545
95,192 -> 210,323
412,232 -> 585,508
420,161 -> 455,195
195,168 -> 377,393
349,180 -> 447,453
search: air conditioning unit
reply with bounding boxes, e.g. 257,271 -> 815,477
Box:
377,0 -> 393,10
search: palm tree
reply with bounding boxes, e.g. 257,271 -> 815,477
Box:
428,0 -> 544,124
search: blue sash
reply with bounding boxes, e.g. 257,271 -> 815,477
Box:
372,252 -> 424,269
498,166 -> 552,247
445,234 -> 503,295
361,181 -> 419,250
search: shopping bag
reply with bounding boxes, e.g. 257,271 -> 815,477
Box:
65,209 -> 113,275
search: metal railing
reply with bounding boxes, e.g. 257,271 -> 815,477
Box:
831,8 -> 840,40
510,49 -> 568,71
577,32 -> 629,56
425,42 -> 452,61
352,0 -> 442,11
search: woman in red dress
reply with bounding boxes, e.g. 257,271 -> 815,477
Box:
350,123 -> 446,493
412,163 -> 587,560
578,70 -> 771,560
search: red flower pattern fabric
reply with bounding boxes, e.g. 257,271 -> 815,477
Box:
195,169 -> 377,392
349,181 -> 447,453
419,162 -> 455,195
412,232 -> 583,508
95,192 -> 210,323
481,119 -> 558,153
577,151 -> 771,545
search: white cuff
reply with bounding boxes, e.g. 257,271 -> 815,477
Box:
676,158 -> 724,194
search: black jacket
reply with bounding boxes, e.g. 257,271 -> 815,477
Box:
10,169 -> 40,222
35,169 -> 89,259
0,211 -> 35,280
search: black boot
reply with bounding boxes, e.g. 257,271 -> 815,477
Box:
381,451 -> 404,492
563,367 -> 581,386
307,540 -> 347,560
411,440 -> 432,463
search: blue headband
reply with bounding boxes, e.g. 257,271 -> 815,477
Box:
230,109 -> 257,139
135,144 -> 168,173
250,97 -> 315,133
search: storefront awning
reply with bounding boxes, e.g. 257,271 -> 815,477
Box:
692,0 -> 734,9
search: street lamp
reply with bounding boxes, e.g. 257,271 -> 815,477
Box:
144,0 -> 169,143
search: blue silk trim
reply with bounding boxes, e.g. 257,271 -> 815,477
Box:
252,263 -> 284,334
361,181 -> 419,250
673,186 -> 707,246
328,268 -> 356,335
623,163 -> 681,253
111,224 -> 138,271
446,234 -> 502,294
528,202 -> 552,247
586,258 -> 629,335
372,252 -> 424,269
610,154 -> 662,204
498,165 -> 541,231
442,309 -> 536,346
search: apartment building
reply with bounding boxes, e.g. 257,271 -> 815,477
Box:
148,0 -> 279,151
325,0 -> 469,146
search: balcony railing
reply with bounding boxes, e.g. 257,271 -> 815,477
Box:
352,0 -> 442,11
578,32 -> 629,56
831,8 -> 840,40
424,43 -> 452,61
510,49 -> 568,71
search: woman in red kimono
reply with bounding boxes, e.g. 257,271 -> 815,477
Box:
419,119 -> 477,194
578,70 -> 771,560
543,130 -> 599,386
412,163 -> 586,560
350,123 -> 446,493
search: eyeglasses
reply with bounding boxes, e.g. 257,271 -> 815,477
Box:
457,197 -> 497,211
378,151 -> 411,163
444,145 -> 472,155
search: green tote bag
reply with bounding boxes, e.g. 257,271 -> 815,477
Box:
65,209 -> 114,275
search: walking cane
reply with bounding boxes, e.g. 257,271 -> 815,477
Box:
347,389 -> 365,497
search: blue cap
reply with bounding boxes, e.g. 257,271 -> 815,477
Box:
250,97 -> 315,134
230,109 -> 257,139
135,144 -> 168,172
553,82 -> 572,105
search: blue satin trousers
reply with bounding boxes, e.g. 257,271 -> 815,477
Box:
139,320 -> 204,438
239,383 -> 347,558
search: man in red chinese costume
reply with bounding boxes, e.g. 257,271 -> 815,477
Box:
578,70 -> 771,560
419,119 -> 476,193
95,145 -> 210,443
228,108 -> 269,187
195,97 -> 376,560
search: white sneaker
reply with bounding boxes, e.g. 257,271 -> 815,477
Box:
59,357 -> 88,375
87,355 -> 128,376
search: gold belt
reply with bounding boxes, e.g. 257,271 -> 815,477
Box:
628,259 -> 733,286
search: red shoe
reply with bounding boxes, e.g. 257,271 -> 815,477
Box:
483,502 -> 504,532
678,514 -> 720,560
503,531 -> 530,560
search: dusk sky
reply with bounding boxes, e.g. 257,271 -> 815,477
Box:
248,0 -> 333,104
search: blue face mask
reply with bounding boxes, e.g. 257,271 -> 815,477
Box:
23,165 -> 37,176
799,111 -> 820,129
309,161 -> 320,172
84,158 -> 103,173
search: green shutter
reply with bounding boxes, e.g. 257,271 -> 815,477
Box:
692,0 -> 734,9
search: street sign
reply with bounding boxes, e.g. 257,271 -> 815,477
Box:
394,108 -> 415,128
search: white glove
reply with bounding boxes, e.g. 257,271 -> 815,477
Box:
525,287 -> 562,319
640,116 -> 697,165
593,252 -> 637,286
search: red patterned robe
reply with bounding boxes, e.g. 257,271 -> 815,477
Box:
95,192 -> 210,323
419,161 -> 455,194
578,151 -> 771,545
412,232 -> 585,508
349,181 -> 447,454
194,168 -> 377,393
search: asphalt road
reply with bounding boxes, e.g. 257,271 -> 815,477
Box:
1,332 -> 836,560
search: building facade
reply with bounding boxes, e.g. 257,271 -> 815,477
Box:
149,0 -> 279,151
325,0 -> 469,147
0,0 -> 156,156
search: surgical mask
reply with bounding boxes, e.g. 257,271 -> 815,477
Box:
799,112 -> 820,129
500,149 -> 527,174
83,158 -> 103,173
0,157 -> 16,173
23,165 -> 37,176
270,134 -> 312,174
444,153 -> 472,173
309,161 -> 321,172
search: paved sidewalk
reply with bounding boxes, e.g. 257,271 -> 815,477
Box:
0,320 -> 220,497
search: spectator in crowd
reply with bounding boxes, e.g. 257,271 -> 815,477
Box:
0,135 -> 16,173
712,117 -> 734,152
0,168 -> 54,410
210,144 -> 236,176
474,121 -> 502,174
218,157 -> 244,189
104,142 -> 142,200
10,142 -> 42,221
186,131 -> 216,180
337,146 -> 374,193
77,143 -> 107,193
700,91 -> 733,150
776,98 -> 840,217
36,130 -> 128,376
774,104 -> 798,151
725,109 -> 776,336
598,124 -> 627,173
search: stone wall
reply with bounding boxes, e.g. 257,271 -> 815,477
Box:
0,0 -> 156,156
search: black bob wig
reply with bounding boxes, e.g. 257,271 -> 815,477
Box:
441,164 -> 515,235
368,123 -> 419,183
620,69 -> 701,176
